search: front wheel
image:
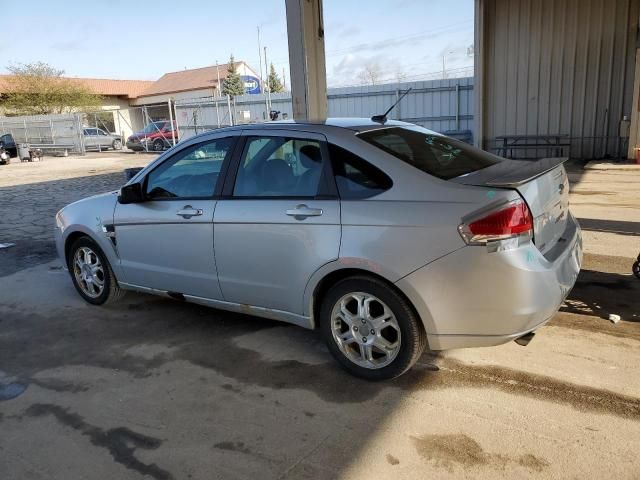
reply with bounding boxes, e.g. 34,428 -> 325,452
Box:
320,276 -> 427,380
112,139 -> 123,150
633,260 -> 640,279
67,236 -> 125,305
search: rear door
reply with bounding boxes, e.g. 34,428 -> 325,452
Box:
114,135 -> 237,299
214,129 -> 340,315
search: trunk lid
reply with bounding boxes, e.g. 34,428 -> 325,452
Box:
452,158 -> 570,255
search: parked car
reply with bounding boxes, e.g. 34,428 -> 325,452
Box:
126,121 -> 178,152
54,118 -> 582,380
0,133 -> 17,158
83,128 -> 123,151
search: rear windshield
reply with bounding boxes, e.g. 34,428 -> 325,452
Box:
358,126 -> 501,180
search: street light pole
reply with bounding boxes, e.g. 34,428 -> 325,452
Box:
216,61 -> 222,127
264,46 -> 272,112
258,26 -> 269,119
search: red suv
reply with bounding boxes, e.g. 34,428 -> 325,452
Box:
126,121 -> 178,152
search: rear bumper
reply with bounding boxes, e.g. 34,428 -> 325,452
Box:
396,213 -> 582,350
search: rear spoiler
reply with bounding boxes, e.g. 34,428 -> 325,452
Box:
484,157 -> 568,187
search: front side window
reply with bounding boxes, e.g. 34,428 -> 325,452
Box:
358,127 -> 500,180
233,136 -> 328,197
329,143 -> 392,199
145,137 -> 235,199
98,129 -> 108,136
143,122 -> 166,134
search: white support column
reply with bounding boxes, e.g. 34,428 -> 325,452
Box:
473,0 -> 485,149
285,0 -> 327,121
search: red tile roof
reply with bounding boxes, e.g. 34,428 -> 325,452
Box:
137,62 -> 244,97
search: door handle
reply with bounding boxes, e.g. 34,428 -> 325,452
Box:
176,205 -> 203,219
285,204 -> 323,219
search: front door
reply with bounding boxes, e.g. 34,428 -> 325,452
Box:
214,130 -> 341,315
83,128 -> 98,149
114,136 -> 237,299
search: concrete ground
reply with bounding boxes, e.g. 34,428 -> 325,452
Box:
0,154 -> 638,480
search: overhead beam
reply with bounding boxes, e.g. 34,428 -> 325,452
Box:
285,0 -> 328,120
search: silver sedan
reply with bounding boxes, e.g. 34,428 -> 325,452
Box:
83,128 -> 123,151
54,119 -> 582,380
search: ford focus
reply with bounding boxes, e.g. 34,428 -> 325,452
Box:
55,119 -> 582,380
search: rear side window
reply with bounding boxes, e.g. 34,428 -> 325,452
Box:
329,143 -> 392,199
358,127 -> 500,180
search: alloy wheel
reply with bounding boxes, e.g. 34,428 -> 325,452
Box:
330,292 -> 401,369
72,246 -> 105,298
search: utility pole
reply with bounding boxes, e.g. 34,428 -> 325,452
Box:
216,61 -> 222,127
264,46 -> 272,112
258,26 -> 269,119
442,50 -> 455,80
283,67 -> 287,90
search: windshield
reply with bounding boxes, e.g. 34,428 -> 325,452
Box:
358,126 -> 501,180
142,122 -> 166,134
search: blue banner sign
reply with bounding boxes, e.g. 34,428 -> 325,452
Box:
241,75 -> 261,94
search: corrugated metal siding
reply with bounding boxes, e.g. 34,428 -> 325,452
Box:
174,78 -> 475,140
482,0 -> 639,158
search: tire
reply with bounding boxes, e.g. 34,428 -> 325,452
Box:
319,276 -> 427,380
112,139 -> 123,150
152,139 -> 165,152
633,261 -> 640,279
67,236 -> 125,305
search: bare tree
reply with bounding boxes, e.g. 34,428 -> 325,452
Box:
358,62 -> 382,85
395,69 -> 408,83
0,62 -> 102,115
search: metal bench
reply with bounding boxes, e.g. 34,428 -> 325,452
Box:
28,143 -> 75,157
494,134 -> 570,159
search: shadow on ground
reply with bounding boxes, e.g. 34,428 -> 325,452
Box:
1,287 -> 639,479
551,252 -> 640,340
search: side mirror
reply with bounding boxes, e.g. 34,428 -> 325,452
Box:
118,182 -> 145,204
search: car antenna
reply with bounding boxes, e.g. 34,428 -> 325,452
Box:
371,88 -> 412,123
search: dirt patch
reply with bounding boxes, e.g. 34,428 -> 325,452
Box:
385,453 -> 400,465
411,433 -> 548,472
415,356 -> 640,421
214,441 -> 252,455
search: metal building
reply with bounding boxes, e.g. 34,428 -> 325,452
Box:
474,0 -> 640,159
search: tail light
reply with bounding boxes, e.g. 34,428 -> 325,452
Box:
459,199 -> 533,245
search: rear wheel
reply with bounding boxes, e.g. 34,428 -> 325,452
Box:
320,276 -> 427,380
633,260 -> 640,279
67,237 -> 125,305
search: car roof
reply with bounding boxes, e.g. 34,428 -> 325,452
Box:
248,117 -> 412,131
188,117 -> 417,139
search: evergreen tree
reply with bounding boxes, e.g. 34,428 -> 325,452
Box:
222,55 -> 246,98
267,63 -> 284,93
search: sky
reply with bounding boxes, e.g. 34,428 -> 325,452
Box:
0,0 -> 474,87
